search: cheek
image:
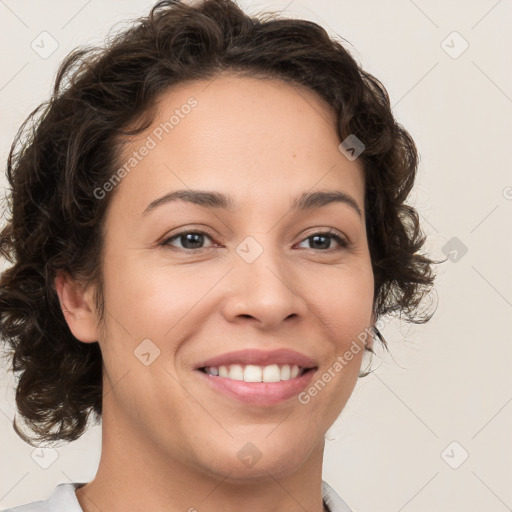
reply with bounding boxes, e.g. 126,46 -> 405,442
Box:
100,226 -> 373,347
101,250 -> 212,343
308,262 -> 374,342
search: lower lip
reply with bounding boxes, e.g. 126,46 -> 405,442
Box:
195,368 -> 317,406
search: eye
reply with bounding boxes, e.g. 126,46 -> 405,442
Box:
295,228 -> 349,251
162,230 -> 216,252
161,228 -> 348,253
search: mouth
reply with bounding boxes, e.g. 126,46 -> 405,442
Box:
197,363 -> 315,382
193,348 -> 319,405
195,363 -> 318,406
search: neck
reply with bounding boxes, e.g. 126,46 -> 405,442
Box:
76,401 -> 328,512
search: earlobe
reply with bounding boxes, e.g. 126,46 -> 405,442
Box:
54,271 -> 99,343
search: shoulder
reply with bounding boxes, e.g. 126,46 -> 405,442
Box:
322,480 -> 354,512
2,483 -> 86,512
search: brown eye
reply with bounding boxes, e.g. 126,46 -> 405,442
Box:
163,230 -> 215,251
296,230 -> 348,251
161,228 -> 348,253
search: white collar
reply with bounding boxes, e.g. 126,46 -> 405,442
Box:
5,480 -> 352,512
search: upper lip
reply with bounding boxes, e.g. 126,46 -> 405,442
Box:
195,348 -> 318,369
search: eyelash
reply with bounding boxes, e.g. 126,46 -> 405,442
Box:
161,228 -> 349,253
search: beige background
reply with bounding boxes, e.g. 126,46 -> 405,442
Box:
1,1 -> 511,511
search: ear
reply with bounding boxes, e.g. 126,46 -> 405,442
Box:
54,270 -> 99,343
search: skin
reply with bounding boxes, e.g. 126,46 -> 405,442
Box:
55,73 -> 375,512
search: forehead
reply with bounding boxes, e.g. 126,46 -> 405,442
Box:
110,74 -> 365,218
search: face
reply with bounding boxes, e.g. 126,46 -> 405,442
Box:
78,74 -> 374,480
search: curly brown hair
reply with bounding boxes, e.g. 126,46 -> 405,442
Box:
0,0 -> 442,447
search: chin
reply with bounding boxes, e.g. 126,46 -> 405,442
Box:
200,436 -> 318,482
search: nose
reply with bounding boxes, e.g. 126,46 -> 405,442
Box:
220,238 -> 308,330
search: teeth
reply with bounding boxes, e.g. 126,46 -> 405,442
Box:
262,364 -> 281,382
204,363 -> 304,382
227,364 -> 244,381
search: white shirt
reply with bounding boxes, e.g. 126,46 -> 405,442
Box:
2,480 -> 353,512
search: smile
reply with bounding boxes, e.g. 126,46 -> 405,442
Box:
200,363 -> 307,382
196,365 -> 318,406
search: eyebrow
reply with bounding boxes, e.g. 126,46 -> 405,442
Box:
142,189 -> 363,218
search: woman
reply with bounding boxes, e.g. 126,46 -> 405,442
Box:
0,1 -> 439,511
